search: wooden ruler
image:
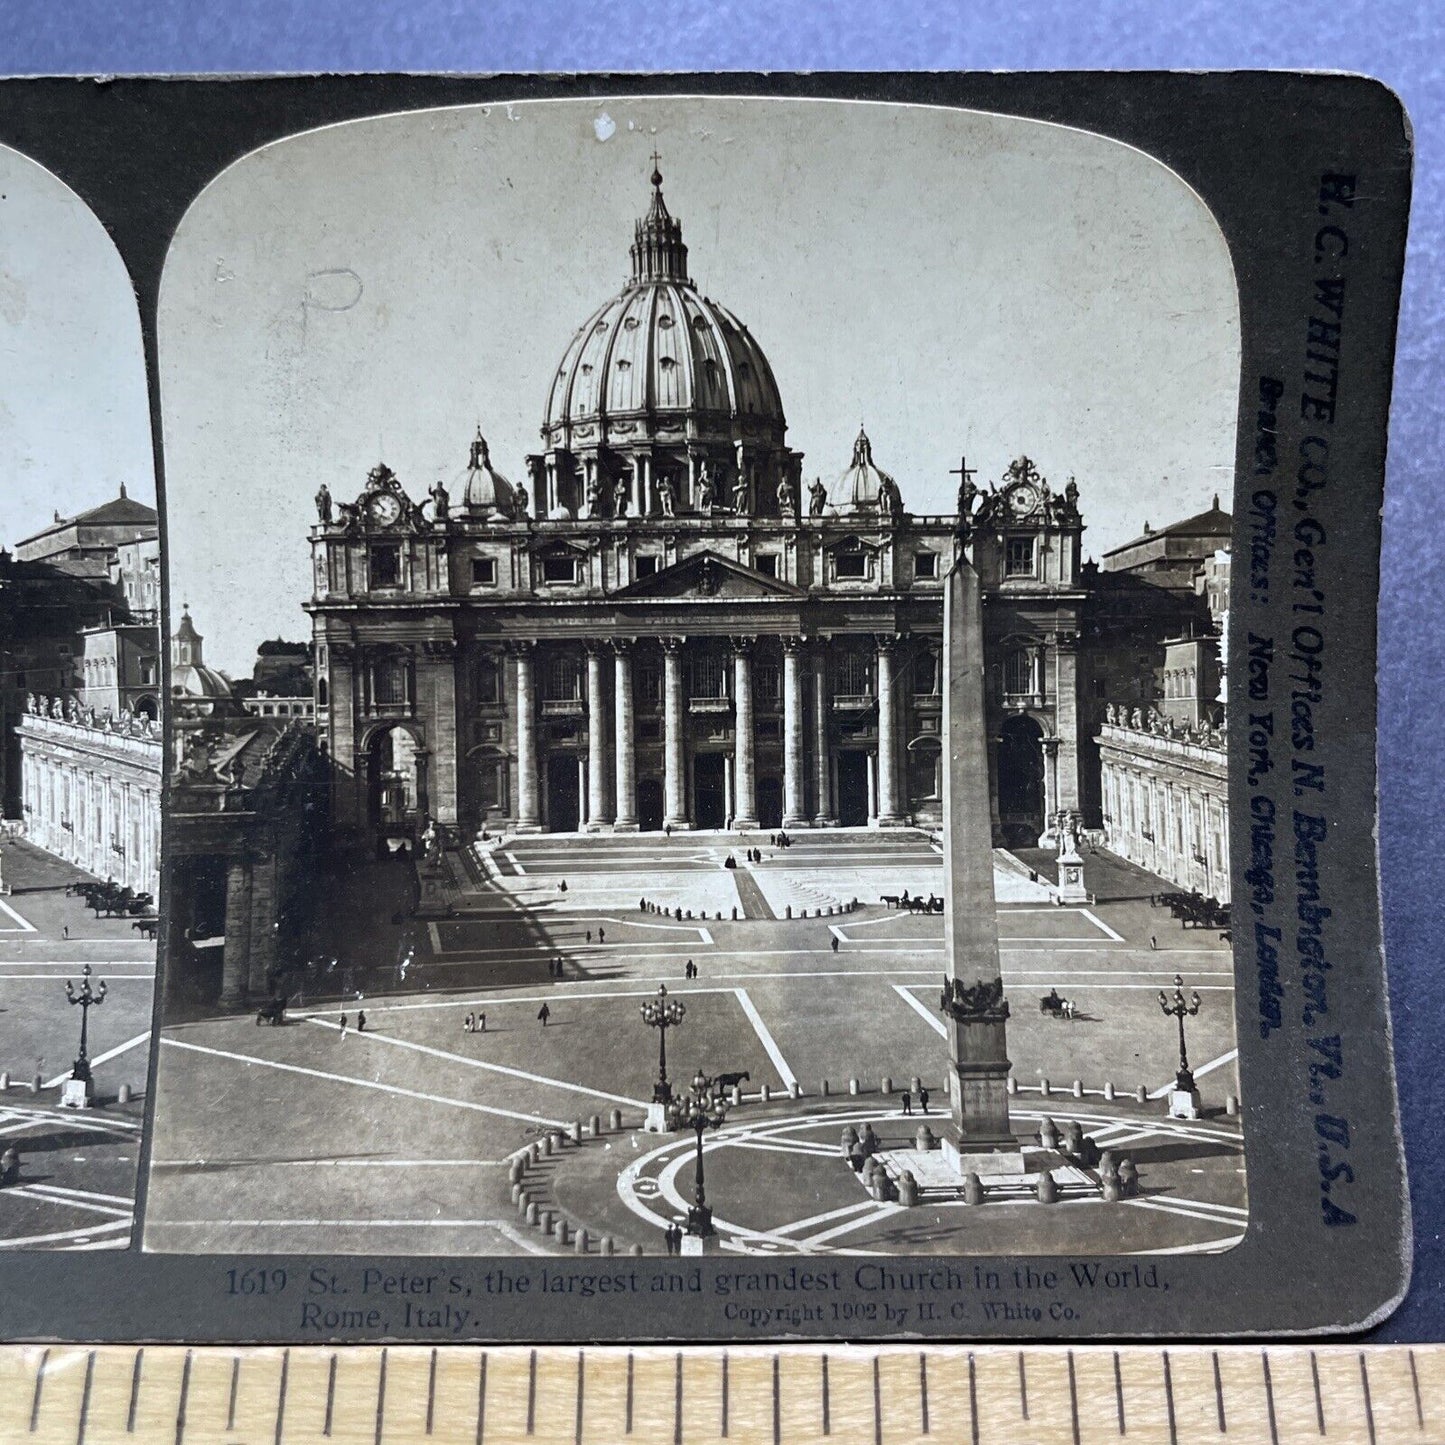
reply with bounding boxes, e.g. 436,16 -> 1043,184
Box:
0,1344 -> 1435,1444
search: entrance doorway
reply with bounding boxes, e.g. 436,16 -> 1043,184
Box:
366,725 -> 421,835
997,715 -> 1045,846
757,776 -> 783,830
837,751 -> 870,826
693,753 -> 726,829
546,754 -> 581,832
637,778 -> 664,832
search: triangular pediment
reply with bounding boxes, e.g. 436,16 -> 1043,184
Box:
615,549 -> 804,600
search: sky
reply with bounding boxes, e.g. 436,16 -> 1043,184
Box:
160,95 -> 1239,677
0,143 -> 156,547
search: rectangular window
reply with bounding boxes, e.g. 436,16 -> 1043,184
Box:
691,654 -> 726,699
635,555 -> 658,578
637,663 -> 661,704
1005,537 -> 1035,577
369,544 -> 402,588
755,554 -> 778,578
835,553 -> 867,580
373,659 -> 409,706
542,555 -> 578,584
755,662 -> 781,704
476,659 -> 501,705
914,551 -> 937,579
471,557 -> 496,587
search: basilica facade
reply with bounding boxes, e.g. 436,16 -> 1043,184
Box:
306,167 -> 1098,846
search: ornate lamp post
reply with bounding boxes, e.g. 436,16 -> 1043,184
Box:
1158,973 -> 1202,1092
669,1069 -> 729,1237
639,983 -> 686,1105
65,963 -> 107,1099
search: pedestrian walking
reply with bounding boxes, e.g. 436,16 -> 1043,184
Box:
538,1003 -> 551,1027
830,936 -> 839,954
598,926 -> 605,944
62,925 -> 69,940
560,878 -> 568,893
919,1087 -> 930,1114
1149,935 -> 1158,950
664,1223 -> 675,1256
357,1011 -> 367,1033
586,929 -> 592,943
900,1090 -> 913,1115
664,824 -> 672,839
478,1011 -> 486,1032
465,1012 -> 474,1033
339,1013 -> 348,1039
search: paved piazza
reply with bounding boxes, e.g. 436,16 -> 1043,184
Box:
0,839 -> 155,1249
144,831 -> 1245,1256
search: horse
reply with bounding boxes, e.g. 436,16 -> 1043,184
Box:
714,1071 -> 750,1091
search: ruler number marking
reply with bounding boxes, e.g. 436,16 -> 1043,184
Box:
1359,1353 -> 1376,1445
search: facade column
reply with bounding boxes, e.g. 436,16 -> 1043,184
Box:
1053,629 -> 1082,811
731,638 -> 758,828
662,638 -> 688,828
782,638 -> 807,827
220,857 -> 252,1009
875,636 -> 902,824
585,645 -> 612,830
812,649 -> 833,825
1040,737 -> 1061,845
247,852 -> 278,999
513,644 -> 541,831
613,642 -> 637,831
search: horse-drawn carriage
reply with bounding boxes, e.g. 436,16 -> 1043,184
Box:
1160,890 -> 1230,931
879,892 -> 944,913
1039,989 -> 1076,1019
255,996 -> 287,1026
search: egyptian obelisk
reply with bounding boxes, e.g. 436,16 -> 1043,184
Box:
940,551 -> 1024,1171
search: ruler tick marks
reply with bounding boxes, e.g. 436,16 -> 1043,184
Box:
918,1353 -> 929,1435
175,1350 -> 192,1445
968,1353 -> 979,1445
677,1353 -> 685,1445
1310,1351 -> 1325,1434
427,1349 -> 438,1436
275,1349 -> 289,1445
127,1350 -> 144,1434
374,1349 -> 388,1445
1262,1352 -> 1280,1445
75,1350 -> 95,1445
1409,1349 -> 1424,1430
475,1352 -> 487,1445
721,1351 -> 729,1438
1359,1353 -> 1376,1445
1212,1351 -> 1225,1433
577,1351 -> 586,1445
1017,1352 -> 1029,1420
227,1357 -> 240,1433
872,1355 -> 882,1445
324,1355 -> 337,1438
30,1346 -> 49,1432
526,1350 -> 537,1436
625,1352 -> 634,1434
1068,1351 -> 1081,1445
1115,1351 -> 1127,1435
1163,1351 -> 1178,1445
774,1354 -> 783,1445
820,1354 -> 829,1437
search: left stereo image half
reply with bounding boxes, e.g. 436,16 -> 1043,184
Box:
0,141 -> 160,1250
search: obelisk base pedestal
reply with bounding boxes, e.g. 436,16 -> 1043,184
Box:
941,1133 -> 1029,1176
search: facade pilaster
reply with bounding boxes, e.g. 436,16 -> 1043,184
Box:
513,643 -> 541,831
585,644 -> 612,830
875,635 -> 902,824
782,637 -> 807,827
731,637 -> 758,828
812,649 -> 833,824
220,858 -> 252,1009
662,638 -> 688,828
613,642 -> 638,830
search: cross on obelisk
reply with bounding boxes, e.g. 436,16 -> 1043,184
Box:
939,549 -> 1024,1172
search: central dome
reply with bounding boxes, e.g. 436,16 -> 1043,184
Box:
542,166 -> 787,453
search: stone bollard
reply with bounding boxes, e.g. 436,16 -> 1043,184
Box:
1103,1081 -> 1116,1101
785,905 -> 792,920
915,1124 -> 936,1152
1038,1116 -> 1060,1150
539,1208 -> 554,1234
841,1126 -> 859,1156
731,907 -> 738,921
511,1183 -> 525,1204
1136,1085 -> 1149,1104
602,1236 -> 615,1256
574,1227 -> 589,1254
542,1134 -> 555,1157
827,906 -> 834,917
860,1122 -> 878,1155
628,1244 -> 644,1258
788,1081 -> 801,1100
676,907 -> 683,920
963,1171 -> 984,1206
31,1074 -> 41,1094
525,1200 -> 539,1227
881,1076 -> 893,1096
685,909 -> 692,920
569,1121 -> 583,1144
730,1086 -> 742,1107
1101,1175 -> 1122,1202
852,898 -> 858,911
1226,1094 -> 1239,1117
588,1114 -> 601,1138
1006,1076 -> 1018,1096
716,912 -> 722,921
609,1108 -> 623,1132
898,1171 -> 920,1207
553,1218 -> 569,1244
759,1084 -> 771,1103
849,1078 -> 860,1095
0,1072 -> 9,1091
118,1083 -> 133,1104
821,1080 -> 831,1097
1118,1158 -> 1139,1196
529,1142 -> 542,1162
1072,1080 -> 1084,1098
1036,1170 -> 1058,1204
1039,1077 -> 1051,1098
509,1158 -> 525,1185
1061,1121 -> 1084,1156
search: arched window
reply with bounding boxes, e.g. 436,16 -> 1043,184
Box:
544,654 -> 581,702
690,652 -> 726,700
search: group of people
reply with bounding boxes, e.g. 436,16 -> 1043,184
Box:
898,1085 -> 931,1116
724,847 -> 767,868
683,959 -> 698,979
584,927 -> 606,943
768,832 -> 793,848
462,1011 -> 487,1033
660,1220 -> 690,1255
337,1011 -> 368,1037
548,957 -> 567,978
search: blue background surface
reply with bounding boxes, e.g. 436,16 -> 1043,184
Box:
0,0 -> 1438,1342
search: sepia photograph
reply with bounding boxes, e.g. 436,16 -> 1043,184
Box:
144,95 -> 1246,1259
0,141 -> 160,1250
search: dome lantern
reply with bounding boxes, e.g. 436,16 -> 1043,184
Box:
629,155 -> 690,287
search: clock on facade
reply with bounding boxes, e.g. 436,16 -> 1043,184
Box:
1007,483 -> 1040,519
367,491 -> 403,527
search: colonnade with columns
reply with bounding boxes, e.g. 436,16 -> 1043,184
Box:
504,633 -> 924,832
